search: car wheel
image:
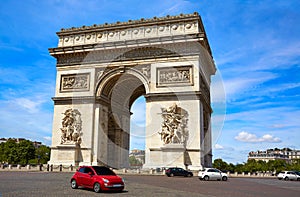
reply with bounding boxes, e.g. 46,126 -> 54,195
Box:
204,176 -> 209,181
188,173 -> 193,177
71,179 -> 78,189
222,176 -> 228,181
284,177 -> 289,181
93,182 -> 101,193
170,173 -> 174,177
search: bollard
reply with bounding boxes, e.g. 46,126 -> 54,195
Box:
27,164 -> 31,170
149,169 -> 154,174
59,164 -> 62,172
70,164 -> 73,171
50,164 -> 53,172
17,164 -> 21,169
39,164 -> 43,171
47,164 -> 49,171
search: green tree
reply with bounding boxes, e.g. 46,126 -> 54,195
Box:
257,160 -> 268,172
291,159 -> 300,171
213,159 -> 228,170
235,163 -> 245,173
0,139 -> 50,165
17,140 -> 35,165
0,142 -> 5,162
129,155 -> 142,166
35,145 -> 51,164
227,163 -> 236,173
3,139 -> 19,164
267,160 -> 288,173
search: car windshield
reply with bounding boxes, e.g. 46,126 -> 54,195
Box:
92,166 -> 116,175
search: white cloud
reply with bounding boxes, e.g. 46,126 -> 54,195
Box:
214,144 -> 224,149
235,131 -> 281,143
13,98 -> 44,113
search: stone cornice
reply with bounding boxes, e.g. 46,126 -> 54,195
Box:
49,33 -> 206,55
52,96 -> 109,105
49,12 -> 213,58
145,91 -> 212,113
58,12 -> 202,35
50,41 -> 207,67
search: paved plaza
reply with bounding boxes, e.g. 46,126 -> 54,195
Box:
0,171 -> 299,197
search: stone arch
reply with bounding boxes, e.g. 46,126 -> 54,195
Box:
96,66 -> 150,99
48,13 -> 216,170
93,67 -> 149,168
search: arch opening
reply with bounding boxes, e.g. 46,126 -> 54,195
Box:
96,71 -> 146,168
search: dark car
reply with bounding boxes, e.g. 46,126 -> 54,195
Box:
70,166 -> 125,193
165,167 -> 193,177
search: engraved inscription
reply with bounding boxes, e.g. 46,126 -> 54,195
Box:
60,73 -> 90,92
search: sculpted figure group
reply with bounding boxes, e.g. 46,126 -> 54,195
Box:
158,103 -> 189,145
60,109 -> 82,145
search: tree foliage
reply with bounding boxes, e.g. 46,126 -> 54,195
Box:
0,139 -> 50,165
213,158 -> 300,173
129,155 -> 143,166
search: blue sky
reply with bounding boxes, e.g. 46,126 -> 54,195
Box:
0,0 -> 300,164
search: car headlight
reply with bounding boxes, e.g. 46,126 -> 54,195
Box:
102,178 -> 109,183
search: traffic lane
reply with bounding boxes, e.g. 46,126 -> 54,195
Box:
0,172 -> 203,197
0,172 -> 300,197
123,175 -> 300,197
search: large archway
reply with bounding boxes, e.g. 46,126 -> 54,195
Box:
48,13 -> 216,170
94,68 -> 147,168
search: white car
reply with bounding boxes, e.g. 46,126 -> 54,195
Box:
198,168 -> 228,181
277,171 -> 300,181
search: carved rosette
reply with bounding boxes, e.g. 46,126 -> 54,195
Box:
60,109 -> 82,145
158,104 -> 189,145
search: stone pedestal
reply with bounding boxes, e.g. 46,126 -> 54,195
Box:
161,144 -> 186,168
48,144 -> 81,166
144,144 -> 186,169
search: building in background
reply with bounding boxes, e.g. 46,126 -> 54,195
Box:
248,148 -> 300,163
129,149 -> 145,167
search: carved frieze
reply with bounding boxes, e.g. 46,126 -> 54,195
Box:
60,73 -> 90,92
158,104 -> 189,145
60,109 -> 82,145
157,66 -> 193,87
54,42 -> 201,66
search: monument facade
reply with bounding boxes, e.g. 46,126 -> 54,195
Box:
48,12 -> 216,170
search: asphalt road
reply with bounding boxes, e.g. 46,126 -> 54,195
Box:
0,171 -> 299,197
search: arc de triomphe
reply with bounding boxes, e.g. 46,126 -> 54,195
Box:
48,12 -> 216,170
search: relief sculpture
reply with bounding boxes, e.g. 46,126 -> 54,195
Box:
157,66 -> 193,87
158,104 -> 189,145
60,74 -> 89,92
60,109 -> 82,145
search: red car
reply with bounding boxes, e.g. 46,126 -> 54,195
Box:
70,166 -> 125,193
